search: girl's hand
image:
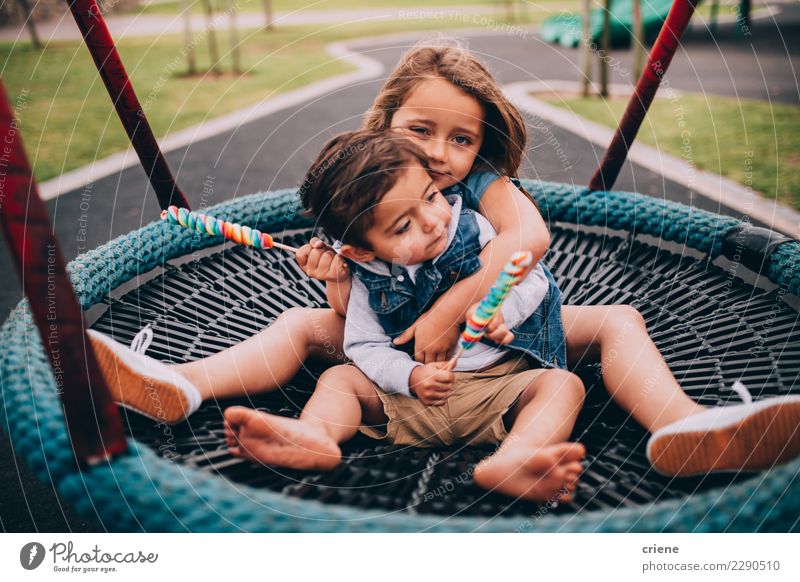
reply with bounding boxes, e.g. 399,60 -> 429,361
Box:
296,237 -> 350,283
393,309 -> 461,363
466,302 -> 514,345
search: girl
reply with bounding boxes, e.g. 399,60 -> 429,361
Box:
90,40 -> 800,480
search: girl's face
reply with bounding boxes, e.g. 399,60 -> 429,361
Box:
389,77 -> 485,191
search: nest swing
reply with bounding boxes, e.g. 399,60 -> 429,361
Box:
0,0 -> 797,532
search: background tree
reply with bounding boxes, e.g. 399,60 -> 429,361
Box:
17,0 -> 41,49
262,0 -> 274,31
181,0 -> 197,75
201,0 -> 221,74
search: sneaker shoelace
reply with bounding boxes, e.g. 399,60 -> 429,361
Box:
130,324 -> 154,355
728,380 -> 754,406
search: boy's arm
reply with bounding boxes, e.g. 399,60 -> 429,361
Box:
325,278 -> 351,317
397,178 -> 550,360
344,277 -> 421,397
297,237 -> 352,316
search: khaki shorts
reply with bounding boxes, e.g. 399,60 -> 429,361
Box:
360,356 -> 547,447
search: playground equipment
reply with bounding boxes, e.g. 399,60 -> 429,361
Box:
541,0 -> 753,49
0,0 -> 797,531
541,0 -> 674,48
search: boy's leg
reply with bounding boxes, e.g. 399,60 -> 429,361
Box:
473,369 -> 586,502
562,305 -> 800,476
224,364 -> 387,470
178,307 -> 345,400
88,307 -> 344,423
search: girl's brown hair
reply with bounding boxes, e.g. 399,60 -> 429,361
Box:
363,39 -> 527,178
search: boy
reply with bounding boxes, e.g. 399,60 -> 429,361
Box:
224,130 -> 587,502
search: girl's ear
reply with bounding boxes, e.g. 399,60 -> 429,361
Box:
339,244 -> 375,263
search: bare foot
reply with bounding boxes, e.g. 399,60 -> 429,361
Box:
473,442 -> 585,502
224,406 -> 342,470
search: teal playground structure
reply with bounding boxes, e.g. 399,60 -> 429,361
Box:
540,0 -> 753,49
541,0 -> 675,48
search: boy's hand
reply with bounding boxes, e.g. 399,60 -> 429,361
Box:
393,309 -> 461,363
466,302 -> 515,345
296,237 -> 350,283
409,362 -> 455,406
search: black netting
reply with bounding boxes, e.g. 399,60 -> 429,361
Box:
91,225 -> 800,518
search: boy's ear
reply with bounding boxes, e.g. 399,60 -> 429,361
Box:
339,243 -> 375,263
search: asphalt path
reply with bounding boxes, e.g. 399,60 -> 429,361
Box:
1,13 -> 798,531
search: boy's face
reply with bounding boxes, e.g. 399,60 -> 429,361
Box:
341,164 -> 452,266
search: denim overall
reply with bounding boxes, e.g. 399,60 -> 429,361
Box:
350,205 -> 568,370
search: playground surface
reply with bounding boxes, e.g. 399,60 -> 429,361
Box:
1,4 -> 799,531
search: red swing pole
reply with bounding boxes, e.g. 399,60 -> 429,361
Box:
588,0 -> 699,191
0,81 -> 128,465
65,0 -> 190,210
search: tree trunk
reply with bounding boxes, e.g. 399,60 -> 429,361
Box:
740,0 -> 751,32
181,0 -> 196,75
632,0 -> 644,77
710,0 -> 720,36
262,0 -> 274,31
202,0 -> 221,74
600,0 -> 611,98
504,0 -> 515,23
17,0 -> 42,49
229,0 -> 241,74
581,0 -> 592,97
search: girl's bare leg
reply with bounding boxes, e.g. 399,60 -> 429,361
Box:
88,307 -> 346,424
176,307 -> 345,400
561,304 -> 704,433
564,305 -> 800,476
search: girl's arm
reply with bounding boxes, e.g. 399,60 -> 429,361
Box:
393,177 -> 549,363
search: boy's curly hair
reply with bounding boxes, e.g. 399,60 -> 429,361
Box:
299,129 -> 429,248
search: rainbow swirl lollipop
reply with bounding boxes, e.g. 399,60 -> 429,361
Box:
160,206 -> 297,253
449,251 -> 533,366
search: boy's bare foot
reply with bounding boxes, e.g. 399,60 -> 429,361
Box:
224,406 -> 342,470
473,442 -> 585,502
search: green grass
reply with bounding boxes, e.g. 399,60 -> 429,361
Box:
3,11 -> 560,183
134,0 -> 574,17
544,93 -> 800,210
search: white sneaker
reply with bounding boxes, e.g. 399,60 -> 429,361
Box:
87,328 -> 202,424
647,382 -> 800,477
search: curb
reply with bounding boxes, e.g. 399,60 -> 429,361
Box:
38,25 -> 538,201
504,80 -> 800,239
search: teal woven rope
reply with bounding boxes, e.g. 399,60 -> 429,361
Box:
2,183 -> 798,532
525,181 -> 741,256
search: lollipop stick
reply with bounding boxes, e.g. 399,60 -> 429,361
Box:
271,241 -> 299,253
446,346 -> 465,370
447,312 -> 498,369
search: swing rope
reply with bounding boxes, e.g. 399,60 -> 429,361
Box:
65,0 -> 190,210
0,81 -> 127,464
589,0 -> 700,191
